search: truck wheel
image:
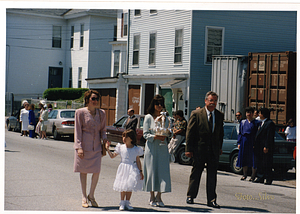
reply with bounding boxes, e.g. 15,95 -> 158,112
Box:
230,153 -> 243,174
53,128 -> 61,140
176,146 -> 192,165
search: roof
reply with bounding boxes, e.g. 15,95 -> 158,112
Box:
6,9 -> 117,18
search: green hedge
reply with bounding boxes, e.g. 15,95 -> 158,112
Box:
43,88 -> 89,100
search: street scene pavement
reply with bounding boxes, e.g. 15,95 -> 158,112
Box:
5,130 -> 296,213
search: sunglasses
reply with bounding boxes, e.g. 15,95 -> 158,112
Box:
91,97 -> 99,101
236,114 -> 241,117
154,101 -> 164,106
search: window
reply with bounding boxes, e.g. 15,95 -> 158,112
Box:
150,10 -> 157,14
69,68 -> 72,88
70,26 -> 74,48
223,125 -> 238,140
134,10 -> 141,16
80,24 -> 84,48
52,26 -> 61,48
174,29 -> 183,64
122,13 -> 128,37
78,67 -> 82,88
132,34 -> 140,66
113,25 -> 117,41
205,26 -> 224,64
149,33 -> 156,65
113,50 -> 120,76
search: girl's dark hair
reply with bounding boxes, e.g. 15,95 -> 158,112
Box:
84,90 -> 100,106
245,107 -> 254,113
147,94 -> 165,115
29,104 -> 35,111
287,118 -> 295,126
122,129 -> 137,146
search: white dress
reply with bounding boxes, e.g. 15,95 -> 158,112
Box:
113,143 -> 144,192
20,108 -> 29,131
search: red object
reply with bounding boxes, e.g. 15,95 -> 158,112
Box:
293,146 -> 296,160
61,121 -> 74,125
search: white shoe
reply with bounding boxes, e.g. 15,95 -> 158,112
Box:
125,201 -> 134,210
119,201 -> 125,211
156,201 -> 165,207
149,201 -> 157,207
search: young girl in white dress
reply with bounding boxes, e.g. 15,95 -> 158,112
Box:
106,129 -> 144,211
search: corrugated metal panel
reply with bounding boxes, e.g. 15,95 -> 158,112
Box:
211,55 -> 248,121
247,51 -> 296,125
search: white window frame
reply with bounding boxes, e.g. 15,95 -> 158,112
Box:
122,13 -> 128,37
70,26 -> 74,49
148,32 -> 156,66
174,28 -> 183,64
204,26 -> 225,65
113,50 -> 120,76
132,34 -> 140,66
52,25 -> 62,48
69,67 -> 72,88
80,24 -> 84,48
78,67 -> 82,88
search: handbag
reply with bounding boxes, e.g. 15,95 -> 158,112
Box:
28,124 -> 35,130
102,142 -> 106,156
98,109 -> 106,156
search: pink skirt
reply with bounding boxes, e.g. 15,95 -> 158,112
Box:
74,150 -> 102,173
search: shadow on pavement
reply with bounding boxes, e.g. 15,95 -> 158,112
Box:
5,149 -> 20,153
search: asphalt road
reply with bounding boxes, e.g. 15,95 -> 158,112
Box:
4,130 -> 296,213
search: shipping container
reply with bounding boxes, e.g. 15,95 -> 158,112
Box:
247,51 -> 296,126
211,55 -> 248,122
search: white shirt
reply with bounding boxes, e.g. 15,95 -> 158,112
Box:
261,118 -> 267,127
285,126 -> 296,140
205,107 -> 215,132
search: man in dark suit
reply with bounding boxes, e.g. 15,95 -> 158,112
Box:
123,108 -> 138,133
254,108 -> 275,185
185,91 -> 224,208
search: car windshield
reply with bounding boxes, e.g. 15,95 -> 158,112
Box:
115,116 -> 127,127
274,131 -> 285,140
60,111 -> 75,118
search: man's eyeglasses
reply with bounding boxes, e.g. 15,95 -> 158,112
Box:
91,97 -> 99,101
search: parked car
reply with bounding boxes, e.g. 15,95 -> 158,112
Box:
6,109 -> 40,132
46,109 -> 75,140
106,115 -> 146,146
174,122 -> 296,175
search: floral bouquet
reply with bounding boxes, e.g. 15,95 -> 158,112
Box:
152,111 -> 172,141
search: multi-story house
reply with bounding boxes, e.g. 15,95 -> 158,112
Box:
90,9 -> 296,122
6,9 -> 116,104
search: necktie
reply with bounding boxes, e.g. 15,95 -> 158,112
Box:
209,112 -> 213,132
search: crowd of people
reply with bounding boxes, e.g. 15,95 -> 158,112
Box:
16,100 -> 50,139
14,89 -> 294,210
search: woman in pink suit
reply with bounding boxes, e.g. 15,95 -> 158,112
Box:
74,90 -> 109,208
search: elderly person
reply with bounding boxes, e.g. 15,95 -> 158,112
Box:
143,94 -> 171,207
28,104 -> 36,138
38,100 -> 48,139
74,90 -> 109,208
20,100 -> 30,136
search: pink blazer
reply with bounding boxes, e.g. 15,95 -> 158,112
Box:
74,107 -> 107,152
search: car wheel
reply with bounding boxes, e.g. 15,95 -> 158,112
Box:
176,146 -> 192,165
53,128 -> 61,140
7,122 -> 12,131
230,153 -> 243,174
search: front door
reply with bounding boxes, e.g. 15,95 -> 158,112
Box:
128,85 -> 140,114
48,67 -> 63,88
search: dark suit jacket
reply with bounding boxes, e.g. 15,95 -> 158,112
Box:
255,119 -> 275,157
186,108 -> 224,159
125,115 -> 138,132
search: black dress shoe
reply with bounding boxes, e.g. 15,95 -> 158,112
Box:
186,197 -> 194,204
207,201 -> 220,209
265,180 -> 273,185
254,178 -> 264,183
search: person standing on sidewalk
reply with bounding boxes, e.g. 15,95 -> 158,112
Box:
73,90 -> 109,208
122,108 -> 138,134
254,108 -> 275,185
185,91 -> 224,208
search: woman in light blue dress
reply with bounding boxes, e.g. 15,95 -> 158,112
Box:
143,94 -> 171,207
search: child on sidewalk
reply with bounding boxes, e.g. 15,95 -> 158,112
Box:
106,129 -> 144,211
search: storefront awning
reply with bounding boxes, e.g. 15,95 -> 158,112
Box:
160,79 -> 187,89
